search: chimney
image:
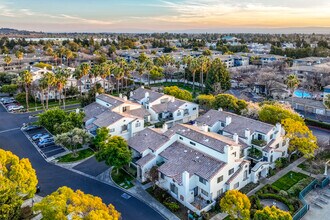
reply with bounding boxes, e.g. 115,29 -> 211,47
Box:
225,116 -> 232,126
218,108 -> 223,111
162,123 -> 168,132
233,133 -> 239,144
129,91 -> 133,97
201,123 -> 208,132
123,96 -> 128,101
141,85 -> 144,89
245,128 -> 250,139
276,123 -> 282,136
119,93 -> 123,98
145,92 -> 149,99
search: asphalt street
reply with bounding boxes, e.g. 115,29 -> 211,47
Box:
0,105 -> 165,220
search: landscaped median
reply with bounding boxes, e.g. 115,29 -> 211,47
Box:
57,148 -> 94,163
111,168 -> 134,189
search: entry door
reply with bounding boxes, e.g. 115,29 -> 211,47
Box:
194,187 -> 198,196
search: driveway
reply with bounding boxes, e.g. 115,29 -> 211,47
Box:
0,104 -> 165,220
73,156 -> 109,177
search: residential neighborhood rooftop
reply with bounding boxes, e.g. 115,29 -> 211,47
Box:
130,87 -> 164,103
158,141 -> 226,184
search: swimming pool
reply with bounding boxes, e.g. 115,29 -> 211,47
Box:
294,90 -> 312,98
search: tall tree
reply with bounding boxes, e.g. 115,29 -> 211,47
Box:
0,149 -> 38,220
54,68 -> 70,108
15,50 -> 24,65
42,72 -> 56,109
186,57 -> 199,94
198,56 -> 211,91
112,64 -> 124,94
54,128 -> 91,156
34,186 -> 120,220
19,70 -> 33,111
95,136 -> 132,174
220,190 -> 251,220
205,58 -> 231,94
285,74 -> 299,104
38,77 -> 48,111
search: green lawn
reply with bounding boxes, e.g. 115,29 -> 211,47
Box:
272,171 -> 309,191
23,98 -> 81,111
111,168 -> 134,189
57,148 -> 94,163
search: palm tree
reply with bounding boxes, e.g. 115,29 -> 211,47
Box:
65,49 -> 73,67
113,65 -> 124,94
43,72 -> 56,109
38,77 -> 48,111
198,56 -> 211,92
185,57 -> 199,93
3,55 -> 12,67
286,74 -> 300,104
55,68 -> 70,108
90,64 -> 101,88
19,70 -> 33,111
99,62 -> 111,91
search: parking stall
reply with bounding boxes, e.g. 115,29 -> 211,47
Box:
23,126 -> 67,160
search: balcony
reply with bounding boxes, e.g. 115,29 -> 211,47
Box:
251,139 -> 267,147
248,147 -> 263,161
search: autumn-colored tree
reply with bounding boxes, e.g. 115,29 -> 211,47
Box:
0,149 -> 38,220
95,136 -> 132,174
3,55 -> 12,66
213,94 -> 247,114
254,206 -> 292,220
220,190 -> 251,220
259,104 -> 303,125
163,86 -> 193,101
196,94 -> 215,110
34,186 -> 120,220
282,118 -> 318,158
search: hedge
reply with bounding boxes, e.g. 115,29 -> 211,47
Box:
305,118 -> 330,130
258,193 -> 295,213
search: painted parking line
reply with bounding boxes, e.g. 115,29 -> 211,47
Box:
0,127 -> 21,134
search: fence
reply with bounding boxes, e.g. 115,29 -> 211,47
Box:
293,177 -> 330,220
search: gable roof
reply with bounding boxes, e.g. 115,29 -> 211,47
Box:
92,111 -> 124,127
128,128 -> 169,153
83,102 -> 108,122
164,124 -> 238,153
158,141 -> 226,184
151,99 -> 186,113
96,94 -> 124,108
196,110 -> 274,137
130,87 -> 164,103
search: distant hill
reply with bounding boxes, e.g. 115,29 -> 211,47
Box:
0,28 -> 43,36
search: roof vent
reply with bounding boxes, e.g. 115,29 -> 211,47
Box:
184,150 -> 188,153
196,156 -> 199,159
204,139 -> 209,142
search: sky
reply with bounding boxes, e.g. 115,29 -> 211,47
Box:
1,0 -> 330,33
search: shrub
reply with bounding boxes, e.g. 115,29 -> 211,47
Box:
164,201 -> 180,212
15,92 -> 34,103
258,193 -> 294,213
279,190 -> 288,197
201,211 -> 210,220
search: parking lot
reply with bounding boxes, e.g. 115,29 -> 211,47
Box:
23,127 -> 67,160
0,96 -> 25,113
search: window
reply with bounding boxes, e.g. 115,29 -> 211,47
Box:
257,134 -> 263,140
220,122 -> 225,127
201,189 -> 208,197
276,143 -> 279,149
199,176 -> 207,185
121,125 -> 128,133
282,152 -> 285,156
190,141 -> 196,146
234,182 -> 239,189
217,176 -> 223,183
177,111 -> 181,116
228,168 -> 234,175
160,172 -> 165,179
122,106 -> 127,112
217,189 -> 224,197
170,183 -> 178,195
193,107 -> 197,110
109,128 -> 115,133
243,170 -> 248,180
135,121 -> 141,128
179,136 -> 183,140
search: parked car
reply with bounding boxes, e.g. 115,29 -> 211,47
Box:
32,133 -> 47,141
1,97 -> 14,103
8,105 -> 24,112
38,139 -> 55,147
39,134 -> 51,141
3,99 -> 17,105
22,125 -> 41,131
